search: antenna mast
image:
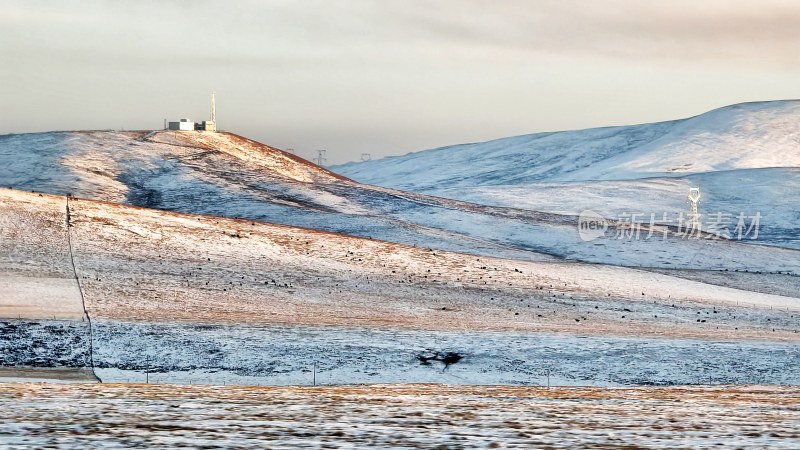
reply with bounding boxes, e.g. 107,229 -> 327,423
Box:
210,91 -> 216,124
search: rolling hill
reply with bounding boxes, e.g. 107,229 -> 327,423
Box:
0,126 -> 797,272
335,100 -> 800,187
334,100 -> 800,250
1,103 -> 800,385
2,188 -> 799,386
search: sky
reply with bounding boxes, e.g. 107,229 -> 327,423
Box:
1,0 -> 799,164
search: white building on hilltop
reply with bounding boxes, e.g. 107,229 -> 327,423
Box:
167,92 -> 217,132
168,118 -> 196,131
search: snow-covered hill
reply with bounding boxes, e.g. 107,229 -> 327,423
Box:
335,100 -> 800,187
334,101 -> 800,250
0,130 -> 547,260
0,124 -> 799,270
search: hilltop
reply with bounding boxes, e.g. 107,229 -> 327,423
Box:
0,129 -> 547,260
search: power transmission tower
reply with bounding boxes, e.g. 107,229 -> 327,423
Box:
360,153 -> 372,161
285,147 -> 296,155
313,149 -> 327,166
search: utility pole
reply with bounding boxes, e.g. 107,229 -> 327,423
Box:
313,149 -> 327,166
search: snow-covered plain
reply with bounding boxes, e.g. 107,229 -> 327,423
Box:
0,320 -> 90,369
55,190 -> 800,339
6,188 -> 799,341
90,321 -> 800,386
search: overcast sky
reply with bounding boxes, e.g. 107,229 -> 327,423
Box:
2,0 -> 799,164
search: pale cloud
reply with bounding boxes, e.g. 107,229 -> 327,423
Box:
368,0 -> 800,66
7,1 -> 797,68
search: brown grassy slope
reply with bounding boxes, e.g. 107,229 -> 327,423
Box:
0,189 -> 773,341
0,190 -> 84,319
222,132 -> 351,182
145,130 -> 347,183
1,187 -> 798,340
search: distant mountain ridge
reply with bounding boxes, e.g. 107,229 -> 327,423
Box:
334,100 -> 800,190
332,100 -> 800,251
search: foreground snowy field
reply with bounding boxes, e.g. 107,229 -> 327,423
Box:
1,383 -> 798,448
3,319 -> 799,386
87,322 -> 800,386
